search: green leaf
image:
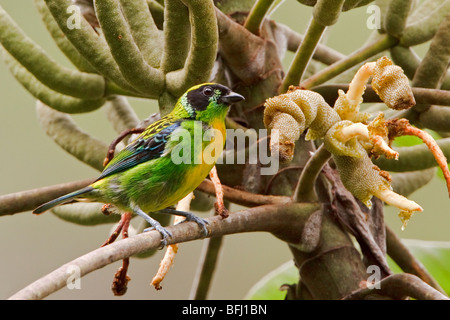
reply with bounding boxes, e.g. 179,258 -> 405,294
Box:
402,239 -> 450,295
244,261 -> 298,300
392,135 -> 423,147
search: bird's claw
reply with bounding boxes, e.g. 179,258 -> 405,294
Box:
176,216 -> 210,238
144,225 -> 172,249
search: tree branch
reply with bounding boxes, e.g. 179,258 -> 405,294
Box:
273,22 -> 345,65
8,202 -> 319,300
244,0 -> 275,36
343,273 -> 449,300
293,144 -> 331,202
34,0 -> 95,73
301,34 -> 398,89
385,225 -> 446,294
280,18 -> 327,92
0,177 -> 291,217
0,179 -> 93,217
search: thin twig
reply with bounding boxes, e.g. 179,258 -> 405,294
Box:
280,18 -> 327,93
301,34 -> 398,89
293,144 -> 331,202
400,126 -> 450,197
343,273 -> 449,300
150,193 -> 194,290
189,234 -> 224,300
385,225 -> 446,294
197,179 -> 292,207
244,0 -> 275,35
209,166 -> 228,218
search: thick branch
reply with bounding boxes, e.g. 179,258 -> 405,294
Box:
160,0 -> 190,73
34,0 -> 96,73
0,177 -> 291,217
9,202 -> 319,300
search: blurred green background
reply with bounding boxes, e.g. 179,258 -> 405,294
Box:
0,1 -> 448,300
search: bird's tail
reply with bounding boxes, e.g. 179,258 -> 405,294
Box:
33,186 -> 94,214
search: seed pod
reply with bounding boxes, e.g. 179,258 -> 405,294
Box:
333,153 -> 422,216
371,56 -> 416,110
264,89 -> 339,162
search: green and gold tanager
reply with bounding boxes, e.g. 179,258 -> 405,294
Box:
33,83 -> 244,246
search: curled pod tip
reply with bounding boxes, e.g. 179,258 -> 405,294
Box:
371,56 -> 416,110
334,89 -> 371,123
324,120 -> 368,158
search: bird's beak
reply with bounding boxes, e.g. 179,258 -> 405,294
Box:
221,91 -> 245,105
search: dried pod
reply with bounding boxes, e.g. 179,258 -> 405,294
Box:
333,153 -> 423,218
264,95 -> 306,162
264,89 -> 339,162
367,113 -> 399,159
371,56 -> 416,110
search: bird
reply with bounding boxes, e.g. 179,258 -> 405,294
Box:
33,83 -> 244,246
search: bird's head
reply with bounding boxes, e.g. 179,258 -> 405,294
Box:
177,83 -> 244,123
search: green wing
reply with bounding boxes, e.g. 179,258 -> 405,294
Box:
96,119 -> 182,181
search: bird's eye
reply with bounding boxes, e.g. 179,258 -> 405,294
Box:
203,87 -> 214,96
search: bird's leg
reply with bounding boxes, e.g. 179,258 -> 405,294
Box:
159,208 -> 210,237
100,212 -> 131,247
132,205 -> 172,248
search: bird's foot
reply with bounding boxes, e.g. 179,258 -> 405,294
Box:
161,208 -> 210,238
132,205 -> 172,249
176,214 -> 210,238
144,223 -> 172,249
